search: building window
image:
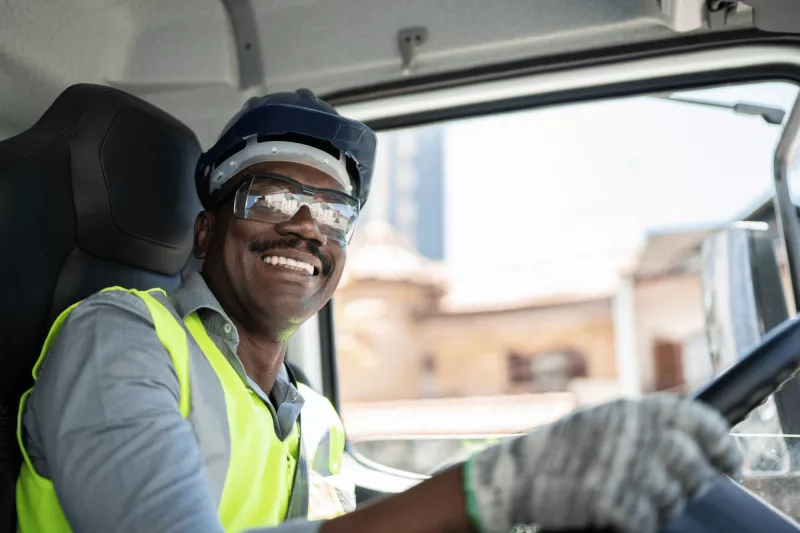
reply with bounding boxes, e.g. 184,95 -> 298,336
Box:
507,352 -> 534,385
506,349 -> 587,392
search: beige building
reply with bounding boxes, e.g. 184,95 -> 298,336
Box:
335,200 -> 794,476
336,221 -> 717,444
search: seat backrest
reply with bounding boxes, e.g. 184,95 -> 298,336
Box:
0,84 -> 202,530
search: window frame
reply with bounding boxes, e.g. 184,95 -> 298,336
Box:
308,42 -> 800,497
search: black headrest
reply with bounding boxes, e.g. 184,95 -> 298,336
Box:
0,83 -> 202,400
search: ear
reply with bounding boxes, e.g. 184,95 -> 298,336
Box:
193,211 -> 214,259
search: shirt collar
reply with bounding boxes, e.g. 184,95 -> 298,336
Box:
169,271 -> 305,439
169,270 -> 229,321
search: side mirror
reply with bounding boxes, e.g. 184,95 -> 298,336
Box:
700,223 -> 789,373
699,223 -> 797,478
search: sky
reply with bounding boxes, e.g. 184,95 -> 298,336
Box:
429,81 -> 800,307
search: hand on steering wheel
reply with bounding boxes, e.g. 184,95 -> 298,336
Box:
463,395 -> 742,533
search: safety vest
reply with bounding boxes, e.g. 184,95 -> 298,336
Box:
16,287 -> 350,533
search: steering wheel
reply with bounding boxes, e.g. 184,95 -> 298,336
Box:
545,315 -> 800,533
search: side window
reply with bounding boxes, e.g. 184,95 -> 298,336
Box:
334,82 -> 800,498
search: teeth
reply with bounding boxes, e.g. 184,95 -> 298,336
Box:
262,255 -> 314,275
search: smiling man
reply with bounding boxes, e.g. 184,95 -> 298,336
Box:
16,89 -> 742,533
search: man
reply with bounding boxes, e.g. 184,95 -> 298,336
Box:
16,89 -> 741,533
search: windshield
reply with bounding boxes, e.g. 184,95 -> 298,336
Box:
333,80 -> 800,516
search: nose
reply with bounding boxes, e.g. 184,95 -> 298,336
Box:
274,204 -> 327,245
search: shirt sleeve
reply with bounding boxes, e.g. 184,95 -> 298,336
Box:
22,291 -> 328,533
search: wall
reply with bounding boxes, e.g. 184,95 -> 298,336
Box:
421,299 -> 617,398
337,265 -> 708,403
337,278 -> 618,403
336,280 -> 438,402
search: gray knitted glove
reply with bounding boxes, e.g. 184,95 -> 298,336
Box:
464,395 -> 742,533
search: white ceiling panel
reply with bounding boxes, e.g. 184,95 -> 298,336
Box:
0,0 -> 755,144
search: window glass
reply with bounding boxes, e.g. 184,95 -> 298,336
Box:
335,81 -> 800,516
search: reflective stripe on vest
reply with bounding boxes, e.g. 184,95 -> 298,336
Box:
16,288 -> 350,533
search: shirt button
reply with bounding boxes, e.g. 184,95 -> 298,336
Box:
223,323 -> 232,335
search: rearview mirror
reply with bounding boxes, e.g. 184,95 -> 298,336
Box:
699,223 -> 795,477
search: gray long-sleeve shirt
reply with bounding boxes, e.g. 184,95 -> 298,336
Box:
20,272 -> 326,533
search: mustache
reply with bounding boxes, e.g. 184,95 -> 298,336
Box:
249,238 -> 334,277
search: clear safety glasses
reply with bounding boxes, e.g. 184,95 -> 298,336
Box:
233,174 -> 360,244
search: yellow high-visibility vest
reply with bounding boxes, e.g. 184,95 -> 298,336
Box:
16,287 -> 349,533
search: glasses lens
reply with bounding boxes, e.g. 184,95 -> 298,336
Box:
233,176 -> 359,244
310,198 -> 359,243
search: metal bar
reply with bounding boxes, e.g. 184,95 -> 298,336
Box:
318,299 -> 341,413
772,92 -> 800,312
220,0 -> 264,90
655,95 -> 734,110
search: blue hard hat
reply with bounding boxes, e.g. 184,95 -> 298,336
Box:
196,88 -> 377,209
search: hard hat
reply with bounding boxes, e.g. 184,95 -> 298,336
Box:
196,88 -> 376,209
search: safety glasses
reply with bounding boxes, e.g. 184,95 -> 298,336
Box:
232,174 -> 360,244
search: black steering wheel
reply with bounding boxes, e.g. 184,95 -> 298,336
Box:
547,315 -> 800,533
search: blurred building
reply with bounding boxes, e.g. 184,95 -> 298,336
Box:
333,214 -> 747,476
360,128 -> 445,260
336,221 -> 726,441
623,229 -> 714,394
338,176 -> 795,474
336,221 -> 619,428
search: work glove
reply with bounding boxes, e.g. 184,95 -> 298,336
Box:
463,394 -> 742,533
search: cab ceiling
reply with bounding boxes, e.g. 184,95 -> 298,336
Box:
0,0 -> 755,146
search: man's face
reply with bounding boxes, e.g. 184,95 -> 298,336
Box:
196,160 -> 348,337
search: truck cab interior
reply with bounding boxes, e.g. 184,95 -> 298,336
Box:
4,1 -> 800,532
